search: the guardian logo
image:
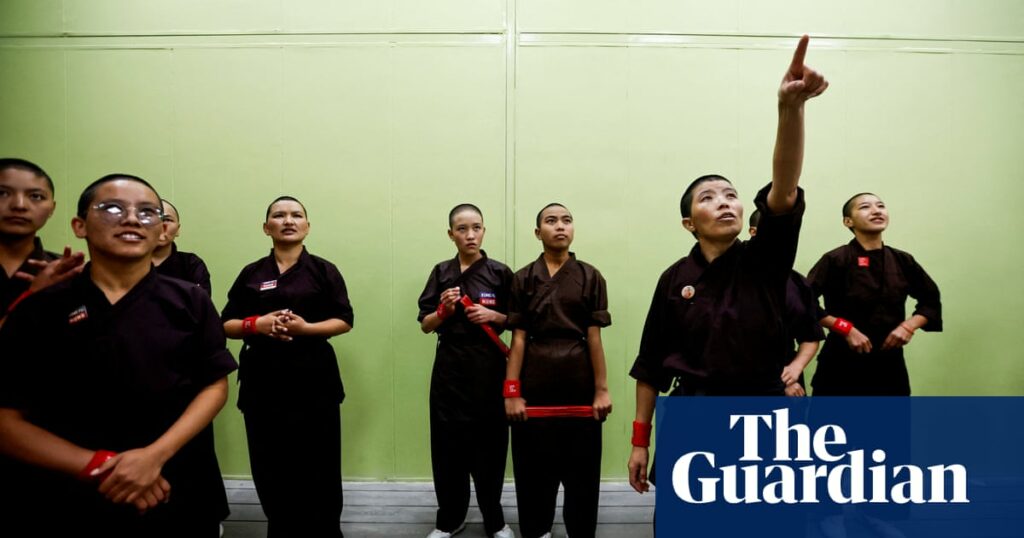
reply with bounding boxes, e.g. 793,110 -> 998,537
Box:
672,408 -> 969,505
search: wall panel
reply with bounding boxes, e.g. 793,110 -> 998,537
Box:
1,1 -> 1021,481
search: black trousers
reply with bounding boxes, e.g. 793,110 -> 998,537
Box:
431,419 -> 509,535
511,419 -> 602,538
244,404 -> 344,538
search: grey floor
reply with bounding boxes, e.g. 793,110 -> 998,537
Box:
222,480 -> 655,538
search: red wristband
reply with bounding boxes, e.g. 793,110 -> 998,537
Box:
242,315 -> 259,335
436,303 -> 451,320
632,421 -> 653,448
78,450 -> 117,482
900,322 -> 916,334
6,290 -> 32,313
503,379 -> 521,398
832,317 -> 853,336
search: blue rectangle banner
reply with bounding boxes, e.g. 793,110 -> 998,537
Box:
653,397 -> 1024,538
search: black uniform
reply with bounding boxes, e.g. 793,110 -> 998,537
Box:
155,243 -> 212,296
507,253 -> 610,538
807,240 -> 942,395
0,237 -> 58,524
630,184 -> 805,396
0,266 -> 237,537
0,237 -> 57,312
416,251 -> 512,535
222,247 -> 354,538
783,271 -> 826,387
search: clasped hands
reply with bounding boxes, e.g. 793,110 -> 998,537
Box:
255,309 -> 309,341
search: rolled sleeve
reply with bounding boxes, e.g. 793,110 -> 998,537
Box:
324,263 -> 355,327
629,277 -> 674,393
221,269 -> 253,321
416,265 -> 441,323
749,183 -> 806,281
506,274 -> 530,330
189,291 -> 238,387
588,270 -> 612,328
906,255 -> 942,332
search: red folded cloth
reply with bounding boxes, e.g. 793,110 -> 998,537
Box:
526,405 -> 594,418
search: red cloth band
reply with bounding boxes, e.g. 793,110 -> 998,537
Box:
527,405 -> 593,418
900,322 -> 916,334
242,316 -> 259,335
459,295 -> 510,356
435,303 -> 451,320
6,290 -> 32,313
503,379 -> 521,398
632,421 -> 653,448
832,317 -> 854,336
78,450 -> 117,482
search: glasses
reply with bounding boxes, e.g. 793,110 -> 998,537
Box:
92,201 -> 164,227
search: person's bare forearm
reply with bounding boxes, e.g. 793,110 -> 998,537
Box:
789,341 -> 819,373
635,381 -> 658,425
303,319 -> 351,338
769,104 -> 805,213
506,329 -> 527,381
768,35 -> 828,214
420,311 -> 443,333
0,408 -> 93,476
587,326 -> 609,392
146,378 -> 228,466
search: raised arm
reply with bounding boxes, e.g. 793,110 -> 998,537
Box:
769,35 -> 828,214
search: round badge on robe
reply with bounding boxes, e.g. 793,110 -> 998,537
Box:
681,285 -> 696,300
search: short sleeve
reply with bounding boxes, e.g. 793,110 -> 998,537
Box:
748,183 -> 806,282
629,273 -> 674,393
192,256 -> 213,297
904,254 -> 942,332
416,265 -> 442,322
322,262 -> 355,327
506,272 -> 529,330
496,264 -> 514,316
220,268 -> 254,321
806,254 -> 831,319
587,268 -> 611,327
789,274 -> 825,343
188,290 -> 239,387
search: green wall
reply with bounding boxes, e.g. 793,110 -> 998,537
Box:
1,1 -> 1022,480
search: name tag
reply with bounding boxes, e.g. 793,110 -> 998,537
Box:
68,305 -> 89,325
260,280 -> 278,291
479,291 -> 497,306
857,257 -> 870,267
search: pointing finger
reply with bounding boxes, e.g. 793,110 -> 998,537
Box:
789,34 -> 809,76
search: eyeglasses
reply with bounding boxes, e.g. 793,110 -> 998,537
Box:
92,201 -> 164,227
